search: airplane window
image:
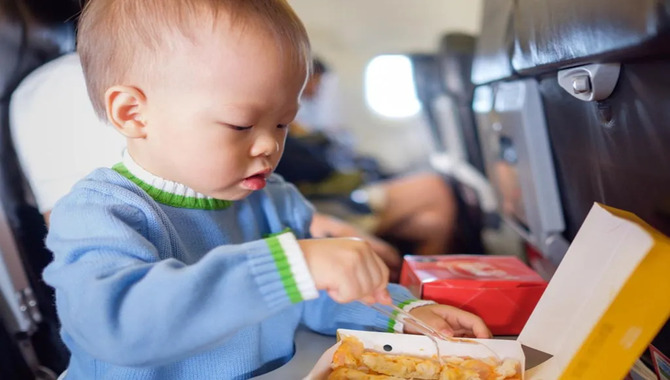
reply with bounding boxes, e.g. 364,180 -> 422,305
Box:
364,55 -> 421,118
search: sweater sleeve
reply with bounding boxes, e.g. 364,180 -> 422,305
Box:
43,185 -> 318,367
300,283 -> 432,335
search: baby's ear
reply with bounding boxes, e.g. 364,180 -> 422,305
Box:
105,85 -> 147,138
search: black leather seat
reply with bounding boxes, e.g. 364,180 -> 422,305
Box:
0,0 -> 79,378
472,0 -> 670,266
512,1 -> 670,369
471,0 -> 516,86
511,0 -> 670,241
512,0 -> 670,75
472,0 -> 670,372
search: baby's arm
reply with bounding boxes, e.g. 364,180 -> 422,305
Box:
44,190 -> 318,367
300,283 -> 432,335
301,285 -> 491,338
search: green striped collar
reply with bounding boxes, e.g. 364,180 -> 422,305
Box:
113,152 -> 232,210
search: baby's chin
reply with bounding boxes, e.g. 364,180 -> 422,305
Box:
204,187 -> 255,202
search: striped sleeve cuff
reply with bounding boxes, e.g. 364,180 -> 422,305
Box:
248,232 -> 318,308
386,299 -> 437,334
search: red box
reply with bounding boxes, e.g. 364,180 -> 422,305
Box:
400,255 -> 548,335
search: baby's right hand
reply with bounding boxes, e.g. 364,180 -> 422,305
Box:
299,238 -> 391,305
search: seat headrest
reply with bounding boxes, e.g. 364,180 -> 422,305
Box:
22,0 -> 82,24
409,53 -> 442,104
512,0 -> 670,75
438,33 -> 476,101
0,0 -> 77,98
471,0 -> 516,85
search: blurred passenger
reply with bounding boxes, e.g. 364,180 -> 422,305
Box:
16,1 -> 489,379
294,58 -> 383,177
10,53 -> 125,225
295,58 -> 343,135
276,58 -> 459,257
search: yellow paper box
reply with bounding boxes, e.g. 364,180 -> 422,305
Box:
519,203 -> 670,379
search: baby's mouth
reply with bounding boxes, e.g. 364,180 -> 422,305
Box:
241,170 -> 271,191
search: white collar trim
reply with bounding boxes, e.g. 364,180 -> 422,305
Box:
122,150 -> 213,200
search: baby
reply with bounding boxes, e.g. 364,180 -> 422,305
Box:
43,1 -> 490,379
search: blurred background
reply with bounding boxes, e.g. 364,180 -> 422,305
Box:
289,0 -> 482,173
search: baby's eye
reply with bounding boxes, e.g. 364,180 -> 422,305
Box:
277,124 -> 289,129
230,125 -> 253,131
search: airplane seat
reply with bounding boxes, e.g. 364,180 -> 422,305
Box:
512,0 -> 670,242
473,0 -> 670,275
510,0 -> 670,365
471,0 -> 566,278
470,0 -> 516,86
0,0 -> 79,378
473,0 -> 670,367
437,33 -> 484,174
409,52 -> 485,255
435,33 -> 501,230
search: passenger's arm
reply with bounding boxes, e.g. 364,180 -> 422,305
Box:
42,210 -> 51,227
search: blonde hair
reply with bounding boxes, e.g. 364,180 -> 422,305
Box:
77,0 -> 311,119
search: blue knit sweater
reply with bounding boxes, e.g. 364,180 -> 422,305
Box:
43,154 -> 419,380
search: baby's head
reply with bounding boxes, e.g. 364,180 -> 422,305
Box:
77,0 -> 312,200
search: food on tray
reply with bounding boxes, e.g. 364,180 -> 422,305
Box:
328,336 -> 520,380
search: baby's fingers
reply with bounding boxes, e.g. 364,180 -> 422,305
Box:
358,295 -> 377,305
372,288 -> 391,305
445,309 -> 491,338
328,278 -> 363,303
405,313 -> 453,337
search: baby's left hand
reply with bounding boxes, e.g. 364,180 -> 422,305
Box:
405,304 -> 492,339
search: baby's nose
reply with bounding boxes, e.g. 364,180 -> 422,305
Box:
251,135 -> 279,157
